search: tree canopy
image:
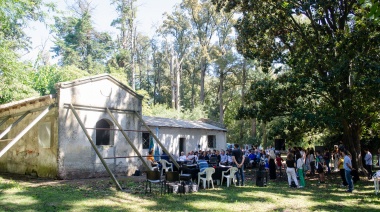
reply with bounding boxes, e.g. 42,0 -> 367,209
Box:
213,0 -> 380,168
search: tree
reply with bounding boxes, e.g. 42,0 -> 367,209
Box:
214,0 -> 380,169
182,0 -> 218,105
0,0 -> 48,104
52,0 -> 113,73
110,0 -> 138,89
159,5 -> 192,111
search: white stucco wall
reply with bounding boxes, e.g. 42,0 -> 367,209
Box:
141,127 -> 226,160
57,76 -> 143,179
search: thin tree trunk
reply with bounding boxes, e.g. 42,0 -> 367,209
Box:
219,70 -> 224,123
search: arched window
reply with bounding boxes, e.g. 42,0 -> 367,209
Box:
96,119 -> 114,146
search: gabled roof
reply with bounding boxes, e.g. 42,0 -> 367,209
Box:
55,74 -> 143,99
142,116 -> 227,132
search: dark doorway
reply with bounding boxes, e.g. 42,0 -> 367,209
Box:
96,119 -> 114,145
179,137 -> 185,155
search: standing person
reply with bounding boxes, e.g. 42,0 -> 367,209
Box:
338,152 -> 348,187
309,148 -> 316,175
342,150 -> 354,192
269,150 -> 277,180
296,152 -> 305,188
323,148 -> 331,174
286,153 -> 299,188
276,153 -> 284,177
232,143 -> 245,186
316,150 -> 325,183
364,148 -> 373,180
333,145 -> 340,172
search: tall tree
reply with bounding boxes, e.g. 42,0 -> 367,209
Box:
159,6 -> 192,111
182,0 -> 218,105
52,0 -> 113,73
214,0 -> 380,169
111,0 -> 137,89
0,0 -> 47,104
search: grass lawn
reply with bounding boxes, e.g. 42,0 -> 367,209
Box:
0,169 -> 379,212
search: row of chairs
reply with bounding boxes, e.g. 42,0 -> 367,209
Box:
145,167 -> 240,195
145,170 -> 191,195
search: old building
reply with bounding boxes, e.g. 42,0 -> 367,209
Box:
0,74 -> 227,180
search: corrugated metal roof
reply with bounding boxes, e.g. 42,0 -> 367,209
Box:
142,116 -> 227,132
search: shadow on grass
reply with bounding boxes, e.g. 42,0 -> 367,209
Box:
0,170 -> 379,211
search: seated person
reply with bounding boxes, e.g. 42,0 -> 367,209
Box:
226,150 -> 233,165
219,150 -> 228,165
249,150 -> 256,162
179,151 -> 187,161
201,151 -> 210,161
147,150 -> 158,168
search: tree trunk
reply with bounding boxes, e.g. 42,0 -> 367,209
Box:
219,70 -> 224,123
342,121 -> 364,171
200,58 -> 206,104
176,64 -> 181,112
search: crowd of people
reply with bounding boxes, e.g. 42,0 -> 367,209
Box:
146,143 -> 380,192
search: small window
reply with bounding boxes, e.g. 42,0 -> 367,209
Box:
96,119 -> 114,146
207,135 -> 216,148
38,122 -> 51,148
142,132 -> 150,149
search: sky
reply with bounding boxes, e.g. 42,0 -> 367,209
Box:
23,0 -> 182,62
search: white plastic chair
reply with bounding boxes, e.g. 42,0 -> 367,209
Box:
374,171 -> 380,195
160,159 -> 173,176
221,167 -> 238,187
198,167 -> 215,189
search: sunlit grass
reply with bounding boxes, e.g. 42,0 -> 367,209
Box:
0,172 -> 379,211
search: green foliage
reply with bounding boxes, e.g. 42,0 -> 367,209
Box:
0,41 -> 38,104
215,0 -> 380,157
51,1 -> 113,73
31,65 -> 89,96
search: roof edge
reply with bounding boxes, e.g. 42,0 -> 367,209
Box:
0,94 -> 56,111
55,74 -> 143,99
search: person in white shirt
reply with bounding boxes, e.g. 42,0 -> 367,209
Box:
220,150 -> 228,165
364,148 -> 372,179
179,151 -> 187,161
343,150 -> 354,192
296,152 -> 305,188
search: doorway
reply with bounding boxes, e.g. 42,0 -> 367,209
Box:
179,137 -> 185,155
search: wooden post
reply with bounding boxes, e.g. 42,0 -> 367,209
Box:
105,108 -> 151,171
0,112 -> 30,140
69,104 -> 123,191
134,112 -> 180,169
0,106 -> 50,158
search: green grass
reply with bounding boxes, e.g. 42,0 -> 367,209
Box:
0,170 -> 379,212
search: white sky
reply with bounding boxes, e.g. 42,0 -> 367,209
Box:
23,0 -> 182,62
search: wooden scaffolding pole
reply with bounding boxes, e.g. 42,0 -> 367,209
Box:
68,104 -> 123,191
105,108 -> 151,171
134,112 -> 180,169
0,112 -> 30,140
0,106 -> 51,158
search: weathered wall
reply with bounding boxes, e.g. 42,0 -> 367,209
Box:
57,76 -> 143,179
0,98 -> 58,178
141,127 -> 226,159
